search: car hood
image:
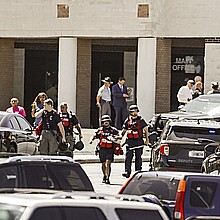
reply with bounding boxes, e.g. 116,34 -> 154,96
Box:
160,110 -> 220,120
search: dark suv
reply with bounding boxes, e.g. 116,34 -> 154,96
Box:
0,155 -> 94,191
119,171 -> 220,220
150,119 -> 220,172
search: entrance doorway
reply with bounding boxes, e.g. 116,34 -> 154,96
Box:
24,50 -> 58,123
91,52 -> 124,128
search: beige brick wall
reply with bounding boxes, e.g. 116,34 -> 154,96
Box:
0,39 -> 14,110
155,38 -> 171,113
77,39 -> 92,128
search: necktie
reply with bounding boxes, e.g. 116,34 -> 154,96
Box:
120,86 -> 123,93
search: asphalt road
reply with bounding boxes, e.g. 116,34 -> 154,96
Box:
81,162 -> 150,195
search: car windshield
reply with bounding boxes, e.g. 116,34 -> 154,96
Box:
0,203 -> 26,220
122,175 -> 179,200
181,96 -> 220,115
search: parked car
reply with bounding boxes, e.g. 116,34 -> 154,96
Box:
149,94 -> 220,135
0,155 -> 94,191
0,189 -> 169,220
0,111 -> 37,154
150,119 -> 220,172
201,142 -> 220,174
118,171 -> 220,220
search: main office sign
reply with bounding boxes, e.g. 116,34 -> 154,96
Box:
171,55 -> 203,74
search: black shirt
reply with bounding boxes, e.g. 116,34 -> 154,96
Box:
42,110 -> 61,130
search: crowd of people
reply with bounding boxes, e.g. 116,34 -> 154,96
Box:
177,75 -> 220,107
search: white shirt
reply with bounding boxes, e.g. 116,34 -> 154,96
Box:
97,85 -> 111,101
177,85 -> 192,103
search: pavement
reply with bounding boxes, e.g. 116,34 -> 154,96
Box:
73,128 -> 151,164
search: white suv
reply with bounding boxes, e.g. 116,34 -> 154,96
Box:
0,190 -> 169,220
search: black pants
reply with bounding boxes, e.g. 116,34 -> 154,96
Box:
125,147 -> 143,174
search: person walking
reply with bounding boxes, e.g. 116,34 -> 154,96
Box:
112,77 -> 129,130
121,105 -> 149,178
31,92 -> 48,127
35,98 -> 66,155
58,102 -> 83,156
89,115 -> 119,184
177,79 -> 194,106
6,97 -> 26,117
96,76 -> 113,117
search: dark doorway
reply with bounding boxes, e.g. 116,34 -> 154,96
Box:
24,50 -> 58,123
91,52 -> 124,128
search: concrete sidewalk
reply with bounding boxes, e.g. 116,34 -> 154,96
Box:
73,128 -> 151,164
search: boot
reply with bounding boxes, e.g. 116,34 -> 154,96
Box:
102,175 -> 107,183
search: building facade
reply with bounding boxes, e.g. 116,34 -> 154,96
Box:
0,0 -> 219,127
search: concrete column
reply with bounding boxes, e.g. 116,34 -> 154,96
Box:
58,38 -> 77,112
137,38 -> 156,121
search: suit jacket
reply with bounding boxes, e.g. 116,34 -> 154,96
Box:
112,83 -> 128,107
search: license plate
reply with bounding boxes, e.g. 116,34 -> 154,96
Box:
189,150 -> 204,158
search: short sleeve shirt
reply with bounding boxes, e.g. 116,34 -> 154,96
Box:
6,106 -> 26,117
97,85 -> 111,101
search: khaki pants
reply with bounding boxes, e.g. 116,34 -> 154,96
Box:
40,130 -> 58,155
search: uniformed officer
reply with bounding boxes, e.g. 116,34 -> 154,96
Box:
59,102 -> 83,154
121,105 -> 149,178
89,115 -> 119,184
35,98 -> 66,155
96,76 -> 113,117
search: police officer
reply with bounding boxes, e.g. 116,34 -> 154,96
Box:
35,98 -> 66,155
121,105 -> 149,178
59,102 -> 83,153
89,115 -> 119,184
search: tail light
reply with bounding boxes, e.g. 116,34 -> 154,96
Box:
174,180 -> 186,220
160,144 -> 169,156
118,176 -> 132,194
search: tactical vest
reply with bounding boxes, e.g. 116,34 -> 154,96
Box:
98,127 -> 113,148
127,117 -> 143,139
59,113 -> 73,133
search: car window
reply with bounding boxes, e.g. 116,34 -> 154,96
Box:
116,208 -> 164,220
15,116 -> 31,131
23,165 -> 58,189
190,181 -> 217,208
49,164 -> 93,191
121,175 -> 179,200
29,207 -> 62,220
0,166 -> 18,188
63,207 -> 107,220
8,116 -> 20,129
0,203 -> 26,220
168,126 -> 220,142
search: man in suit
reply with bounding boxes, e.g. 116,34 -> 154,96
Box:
112,77 -> 129,129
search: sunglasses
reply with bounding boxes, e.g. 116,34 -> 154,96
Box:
11,100 -> 18,103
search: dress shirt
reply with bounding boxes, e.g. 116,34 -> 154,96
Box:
177,85 -> 192,103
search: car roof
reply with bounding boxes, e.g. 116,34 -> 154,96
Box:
0,190 -> 165,210
134,171 -> 220,180
167,119 -> 220,129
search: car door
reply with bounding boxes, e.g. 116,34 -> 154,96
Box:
184,176 -> 220,219
15,115 -> 37,154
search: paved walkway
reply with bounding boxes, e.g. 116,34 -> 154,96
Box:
73,128 -> 151,164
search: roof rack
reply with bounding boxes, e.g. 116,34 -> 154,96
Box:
6,155 -> 74,163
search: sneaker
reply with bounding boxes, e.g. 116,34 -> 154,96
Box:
105,178 -> 110,184
122,172 -> 130,178
102,176 -> 107,183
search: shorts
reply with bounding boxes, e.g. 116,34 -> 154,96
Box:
99,147 -> 114,163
